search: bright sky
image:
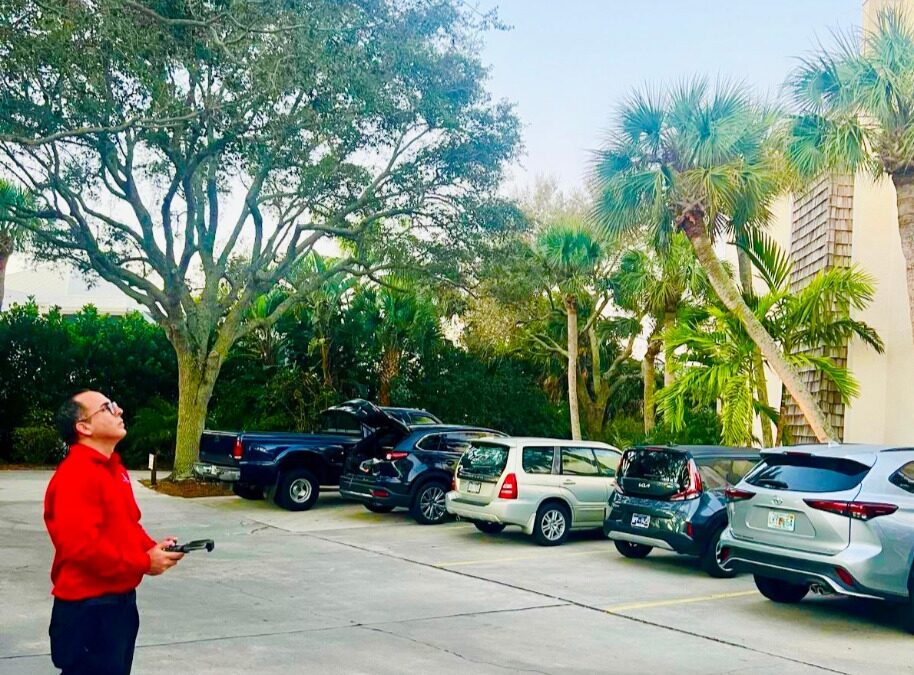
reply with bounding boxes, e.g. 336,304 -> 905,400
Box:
477,0 -> 862,192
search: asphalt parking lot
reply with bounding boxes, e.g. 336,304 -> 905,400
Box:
1,471 -> 911,674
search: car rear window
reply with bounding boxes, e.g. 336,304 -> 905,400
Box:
458,442 -> 509,479
522,447 -> 555,474
319,411 -> 361,435
745,454 -> 870,493
620,448 -> 688,488
696,457 -> 760,490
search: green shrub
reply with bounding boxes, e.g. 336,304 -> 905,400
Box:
11,425 -> 66,465
119,397 -> 178,468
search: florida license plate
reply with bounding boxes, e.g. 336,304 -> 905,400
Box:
767,510 -> 796,532
631,513 -> 650,528
467,481 -> 481,494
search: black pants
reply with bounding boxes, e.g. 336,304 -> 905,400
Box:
49,590 -> 139,675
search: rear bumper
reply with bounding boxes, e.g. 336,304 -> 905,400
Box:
445,492 -> 536,533
603,494 -> 704,556
719,534 -> 904,601
339,473 -> 412,508
193,462 -> 240,482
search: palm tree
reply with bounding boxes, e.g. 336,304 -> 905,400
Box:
658,234 -> 883,445
535,219 -> 608,440
612,232 -> 707,433
291,254 -> 355,387
787,9 -> 914,351
0,179 -> 33,311
364,284 -> 440,406
236,290 -> 289,368
593,78 -> 839,442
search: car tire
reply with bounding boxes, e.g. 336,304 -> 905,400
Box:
613,540 -> 652,559
364,503 -> 395,514
700,526 -> 737,578
232,482 -> 264,500
754,575 -> 809,603
411,482 -> 450,525
274,469 -> 320,511
474,522 -> 506,534
533,502 -> 570,546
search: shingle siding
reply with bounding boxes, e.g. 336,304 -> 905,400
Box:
782,175 -> 854,444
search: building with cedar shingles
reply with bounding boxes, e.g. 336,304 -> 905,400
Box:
726,0 -> 914,445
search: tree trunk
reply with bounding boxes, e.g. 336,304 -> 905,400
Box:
736,248 -> 773,447
378,346 -> 400,406
0,246 -> 9,312
565,294 -> 582,440
680,212 -> 837,442
662,310 -> 675,386
173,349 -> 222,480
320,339 -> 332,388
642,339 -> 662,434
892,174 -> 914,348
775,384 -> 789,446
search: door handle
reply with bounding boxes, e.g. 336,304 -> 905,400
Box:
563,479 -> 576,485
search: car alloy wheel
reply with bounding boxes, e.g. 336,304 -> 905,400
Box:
419,485 -> 447,522
540,508 -> 566,541
289,478 -> 313,504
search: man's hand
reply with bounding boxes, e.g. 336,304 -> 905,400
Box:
147,538 -> 184,575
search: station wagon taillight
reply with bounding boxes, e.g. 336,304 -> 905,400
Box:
499,473 -> 518,500
803,499 -> 898,521
232,438 -> 243,460
724,487 -> 756,502
670,459 -> 702,501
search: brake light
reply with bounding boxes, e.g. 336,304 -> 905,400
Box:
371,489 -> 390,498
385,451 -> 409,461
719,547 -> 731,562
670,459 -> 702,501
724,487 -> 756,502
498,473 -> 518,499
232,438 -> 243,460
803,499 -> 898,521
835,566 -> 855,586
685,522 -> 694,537
451,474 -> 456,491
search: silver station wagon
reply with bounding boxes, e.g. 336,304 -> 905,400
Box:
720,444 -> 914,632
445,437 -> 621,546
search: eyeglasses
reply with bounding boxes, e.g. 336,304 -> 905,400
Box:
79,400 -> 121,422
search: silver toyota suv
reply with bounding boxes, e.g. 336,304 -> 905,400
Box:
719,444 -> 914,632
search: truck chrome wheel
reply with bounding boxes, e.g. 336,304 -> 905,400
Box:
289,478 -> 313,503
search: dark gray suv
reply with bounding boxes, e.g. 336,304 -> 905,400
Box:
604,445 -> 760,577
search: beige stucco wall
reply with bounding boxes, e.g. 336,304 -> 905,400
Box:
844,175 -> 914,443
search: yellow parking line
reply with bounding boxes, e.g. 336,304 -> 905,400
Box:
435,549 -> 603,567
604,590 -> 758,613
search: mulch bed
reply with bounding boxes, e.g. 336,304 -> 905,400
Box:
139,478 -> 234,498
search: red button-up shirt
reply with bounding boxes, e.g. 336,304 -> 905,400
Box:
44,444 -> 155,600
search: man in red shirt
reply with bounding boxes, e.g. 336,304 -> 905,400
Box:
45,390 -> 184,674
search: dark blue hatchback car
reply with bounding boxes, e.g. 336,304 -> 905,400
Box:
603,445 -> 760,577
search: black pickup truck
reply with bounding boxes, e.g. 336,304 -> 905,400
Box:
193,400 -> 433,511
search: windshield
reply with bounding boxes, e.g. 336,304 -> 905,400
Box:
458,442 -> 510,479
745,454 -> 870,492
620,448 -> 688,489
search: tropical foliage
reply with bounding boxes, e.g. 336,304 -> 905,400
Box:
658,235 -> 883,445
